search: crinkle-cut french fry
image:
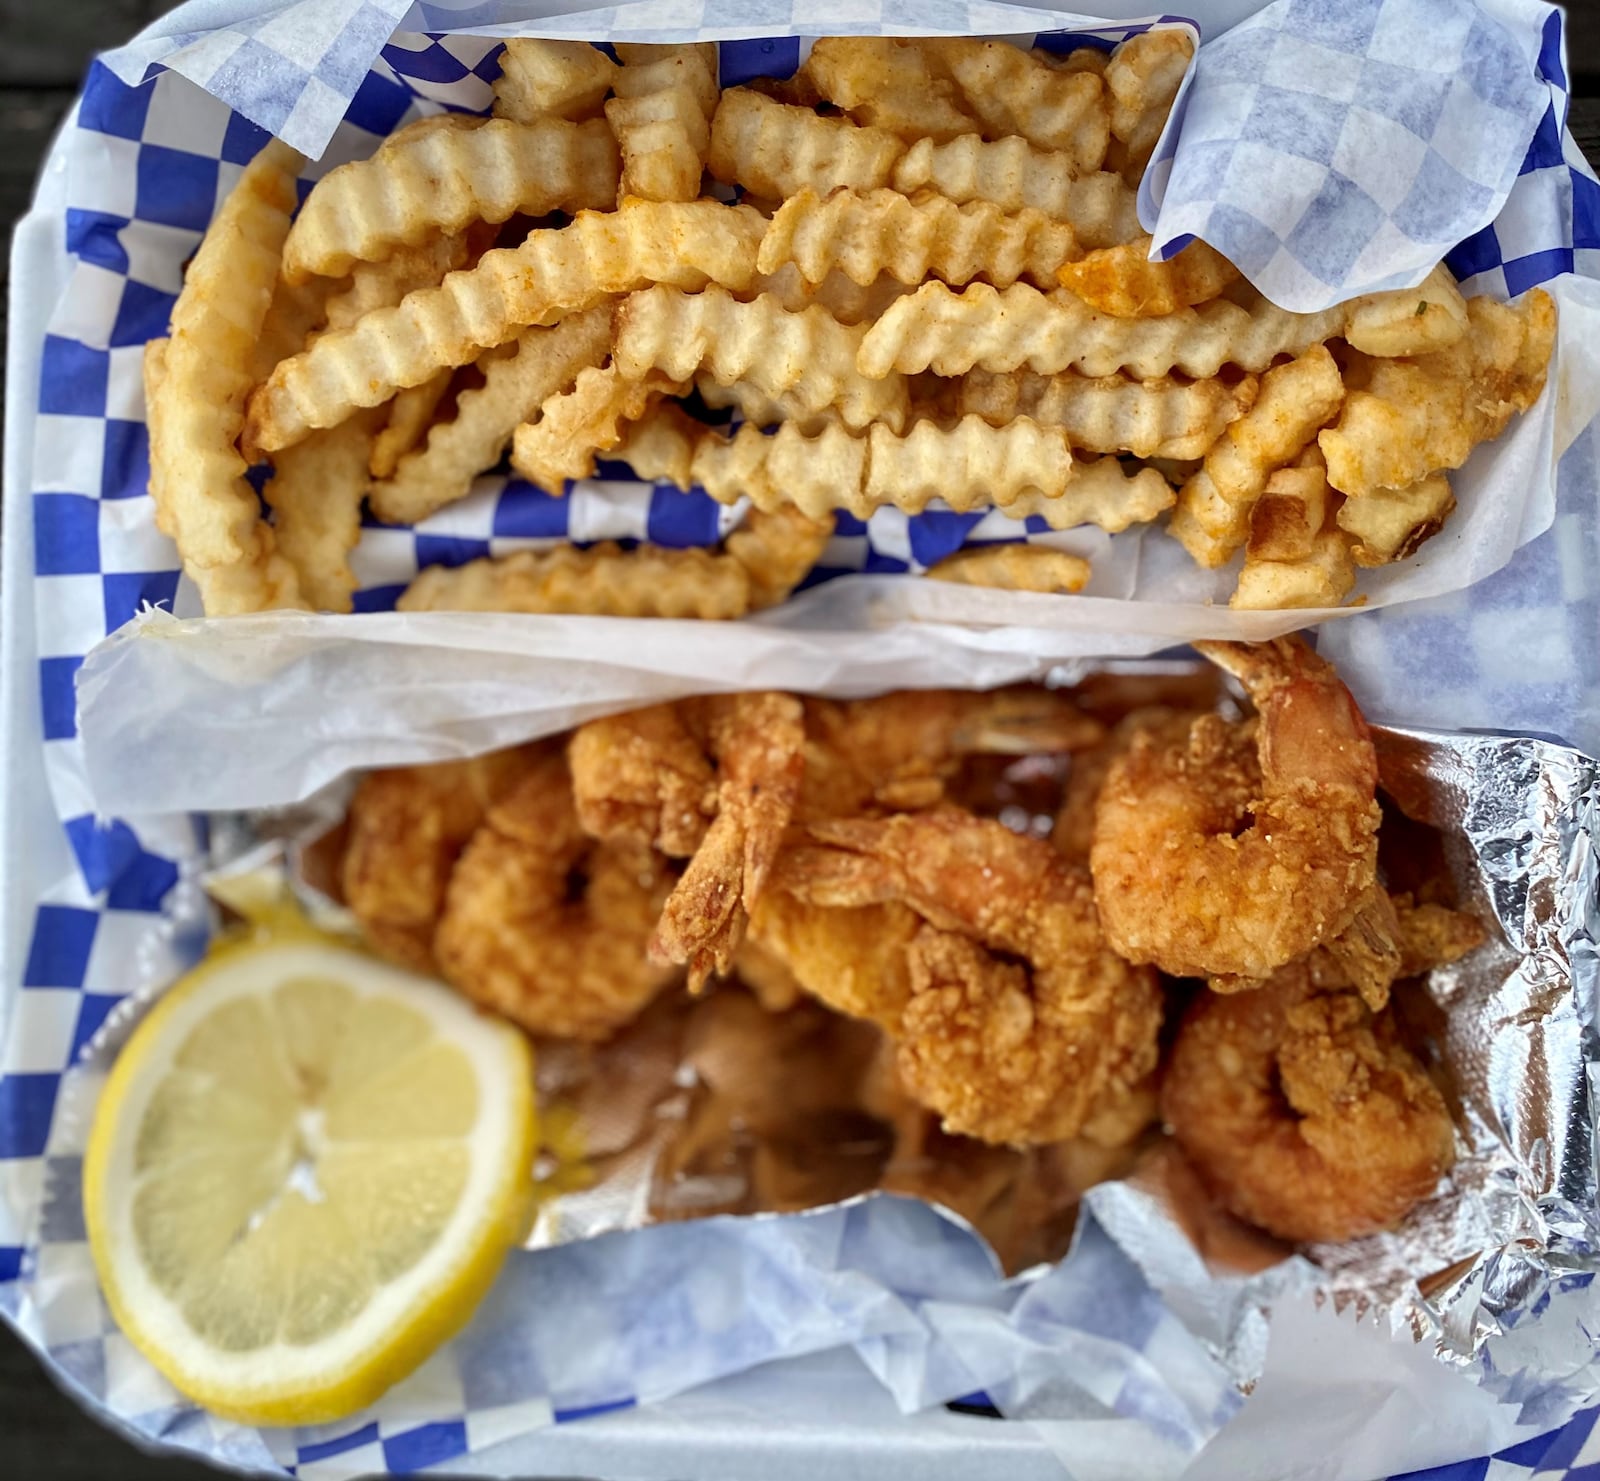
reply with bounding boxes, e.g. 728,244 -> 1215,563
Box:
264,409 -> 381,613
606,47 -> 718,203
684,416 -> 1173,531
611,402 -> 704,488
1243,452 -> 1331,563
615,41 -> 717,73
614,285 -> 911,431
321,231 -> 474,334
1056,233 -> 1240,317
606,86 -> 710,202
1320,289 -> 1555,498
493,39 -> 618,122
612,45 -> 719,118
923,39 -> 1109,173
151,139 -> 308,614
370,308 -> 612,524
1342,264 -> 1468,358
251,272 -> 342,383
369,370 -> 452,481
856,280 -> 1346,381
927,544 -> 1092,593
693,374 -> 837,433
1336,472 -> 1456,566
1105,29 -> 1193,171
892,136 -> 1140,247
724,504 -> 835,607
393,500 -> 819,619
143,338 -> 172,535
511,366 -> 686,492
282,117 -> 620,283
801,38 -> 977,143
708,89 -> 904,199
246,201 -> 765,453
1230,532 -> 1355,610
1048,46 -> 1109,77
955,367 -> 1258,459
749,263 -> 912,326
1167,345 -> 1344,568
398,543 -> 754,618
758,187 -> 1080,290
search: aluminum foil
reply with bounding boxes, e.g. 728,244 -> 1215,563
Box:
222,711 -> 1599,1389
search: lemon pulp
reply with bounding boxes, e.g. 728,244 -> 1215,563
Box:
84,937 -> 536,1425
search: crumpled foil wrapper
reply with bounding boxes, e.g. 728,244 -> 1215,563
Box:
226,708 -> 1598,1388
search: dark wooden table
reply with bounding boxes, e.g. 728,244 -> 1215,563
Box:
2,3 -> 1598,1476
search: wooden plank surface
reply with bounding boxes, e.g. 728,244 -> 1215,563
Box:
0,7 -> 1598,1479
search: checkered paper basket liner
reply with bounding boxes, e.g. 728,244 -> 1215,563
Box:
6,4 -> 1600,1476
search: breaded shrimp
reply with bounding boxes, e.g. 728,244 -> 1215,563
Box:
1163,968 -> 1455,1242
1091,637 -> 1381,980
801,687 -> 1105,821
570,693 -> 807,989
746,887 -> 921,1030
1052,707 -> 1186,863
342,747 -> 540,972
433,752 -> 678,1040
649,692 -> 807,987
779,809 -> 1163,1146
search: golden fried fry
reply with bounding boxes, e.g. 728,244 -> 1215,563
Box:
955,367 -> 1257,459
606,46 -> 718,202
246,201 -> 765,453
892,136 -> 1140,246
684,416 -> 1174,530
1230,454 -> 1357,610
143,338 -> 171,534
924,38 -> 1110,171
264,409 -> 382,613
613,44 -> 719,114
1342,265 -> 1469,358
510,366 -> 686,492
369,370 -> 452,480
399,543 -> 752,618
750,263 -> 913,326
320,231 -> 475,334
610,403 -> 702,487
397,504 -> 825,619
614,284 -> 910,432
1104,29 -> 1193,171
1336,472 -> 1456,566
1056,233 -> 1240,317
708,88 -> 904,198
724,505 -> 834,607
758,187 -> 1079,290
1169,345 -> 1344,567
148,140 -> 307,615
856,280 -> 1345,380
801,38 -> 976,142
251,271 -> 341,382
927,544 -> 1092,593
370,308 -> 612,524
1320,289 -> 1555,498
282,117 -> 619,282
493,38 -> 617,122
1045,45 -> 1109,77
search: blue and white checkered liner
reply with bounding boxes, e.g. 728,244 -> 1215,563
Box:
1145,0 -> 1563,310
8,2 -> 1600,1476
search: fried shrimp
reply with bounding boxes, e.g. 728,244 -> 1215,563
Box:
801,687 -> 1106,821
778,810 -> 1162,1145
342,748 -> 539,972
569,694 -> 807,989
1090,637 -> 1381,980
1162,968 -> 1456,1242
433,752 -> 678,1040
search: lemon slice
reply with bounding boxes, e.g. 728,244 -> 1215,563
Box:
84,935 -> 536,1426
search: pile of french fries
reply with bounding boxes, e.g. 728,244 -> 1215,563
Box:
141,34 -> 1557,620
